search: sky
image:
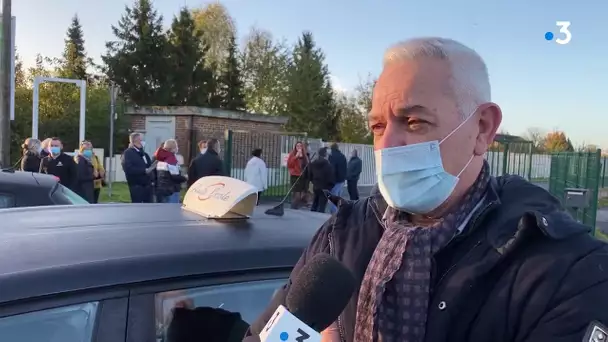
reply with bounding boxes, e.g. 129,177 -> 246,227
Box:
13,0 -> 608,148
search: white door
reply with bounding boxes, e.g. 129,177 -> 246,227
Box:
144,116 -> 176,156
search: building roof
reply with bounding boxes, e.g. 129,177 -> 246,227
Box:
125,106 -> 289,125
0,203 -> 329,304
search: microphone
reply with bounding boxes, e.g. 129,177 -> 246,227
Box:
258,254 -> 356,342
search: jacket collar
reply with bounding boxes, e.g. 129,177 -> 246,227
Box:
368,175 -> 590,249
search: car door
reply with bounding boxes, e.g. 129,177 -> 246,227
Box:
125,269 -> 290,342
0,289 -> 129,342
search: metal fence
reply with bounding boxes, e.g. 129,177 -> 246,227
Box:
548,150 -> 602,233
224,129 -> 310,201
485,134 -> 533,180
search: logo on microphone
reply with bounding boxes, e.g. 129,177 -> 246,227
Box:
279,328 -> 311,341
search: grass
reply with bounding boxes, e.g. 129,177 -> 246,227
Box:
599,197 -> 608,208
596,230 -> 608,242
99,182 -> 288,203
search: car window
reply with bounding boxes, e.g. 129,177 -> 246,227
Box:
51,184 -> 90,205
155,279 -> 286,341
0,194 -> 15,208
0,302 -> 98,342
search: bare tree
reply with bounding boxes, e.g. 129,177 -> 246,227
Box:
524,127 -> 545,151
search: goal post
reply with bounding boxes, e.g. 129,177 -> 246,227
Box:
32,76 -> 87,142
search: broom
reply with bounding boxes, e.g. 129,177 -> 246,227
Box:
265,152 -> 317,217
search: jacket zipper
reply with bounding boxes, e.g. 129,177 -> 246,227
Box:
327,228 -> 347,342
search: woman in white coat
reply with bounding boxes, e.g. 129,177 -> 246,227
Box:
244,148 -> 268,205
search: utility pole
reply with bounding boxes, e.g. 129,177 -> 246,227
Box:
0,0 -> 11,168
108,84 -> 117,197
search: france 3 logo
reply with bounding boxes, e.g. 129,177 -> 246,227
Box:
544,21 -> 572,45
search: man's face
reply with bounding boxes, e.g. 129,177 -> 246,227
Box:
50,140 -> 62,151
132,136 -> 142,148
369,59 -> 500,193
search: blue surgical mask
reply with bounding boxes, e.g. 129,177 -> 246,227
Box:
83,150 -> 93,158
375,112 -> 476,214
50,147 -> 61,155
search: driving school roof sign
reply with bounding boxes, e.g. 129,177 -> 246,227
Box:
182,176 -> 258,219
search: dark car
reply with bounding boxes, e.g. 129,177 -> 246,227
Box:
0,168 -> 89,208
0,203 -> 329,342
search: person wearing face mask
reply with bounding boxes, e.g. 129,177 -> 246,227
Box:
73,140 -> 96,203
20,138 -> 43,172
286,141 -> 309,209
198,140 -> 207,155
40,137 -> 78,191
248,38 -> 608,342
122,132 -> 156,203
155,139 -> 187,203
187,138 -> 224,188
40,138 -> 52,159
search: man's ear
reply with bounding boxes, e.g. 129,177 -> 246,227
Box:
474,102 -> 502,156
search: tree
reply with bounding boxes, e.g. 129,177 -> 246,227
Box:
544,131 -> 573,152
240,27 -> 290,115
523,127 -> 545,152
61,15 -> 88,81
355,75 -> 375,114
334,93 -> 369,143
166,8 -> 214,106
284,31 -> 336,139
191,3 -> 236,74
217,33 -> 246,110
102,0 -> 170,105
14,52 -> 25,88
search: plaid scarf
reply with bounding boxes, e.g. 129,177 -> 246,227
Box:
354,162 -> 490,342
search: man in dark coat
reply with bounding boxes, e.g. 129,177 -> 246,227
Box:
307,147 -> 335,213
122,132 -> 155,203
39,137 -> 77,191
328,143 -> 347,214
248,37 -> 608,342
188,138 -> 225,188
346,149 -> 363,200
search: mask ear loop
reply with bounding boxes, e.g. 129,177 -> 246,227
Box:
439,109 -> 477,178
457,155 -> 475,178
439,109 -> 477,145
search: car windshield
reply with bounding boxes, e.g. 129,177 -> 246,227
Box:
51,184 -> 90,205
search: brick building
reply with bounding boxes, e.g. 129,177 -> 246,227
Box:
126,106 -> 290,168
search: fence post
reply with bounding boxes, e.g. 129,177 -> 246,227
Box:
589,149 -> 602,236
602,157 -> 606,188
526,143 -> 533,181
501,142 -> 509,176
223,129 -> 233,177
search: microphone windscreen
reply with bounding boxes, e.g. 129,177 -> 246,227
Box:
285,253 -> 356,332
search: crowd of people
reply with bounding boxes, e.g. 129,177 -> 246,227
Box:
19,136 -> 105,203
14,131 -> 364,211
286,142 -> 363,213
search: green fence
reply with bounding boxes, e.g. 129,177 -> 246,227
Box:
548,150 -> 602,233
485,134 -> 533,180
224,129 -> 311,201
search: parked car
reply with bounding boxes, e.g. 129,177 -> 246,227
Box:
0,202 -> 330,342
0,168 -> 89,208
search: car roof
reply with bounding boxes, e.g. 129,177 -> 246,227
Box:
0,203 -> 330,304
0,169 -> 58,188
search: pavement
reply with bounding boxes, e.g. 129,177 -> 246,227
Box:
596,208 -> 608,234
